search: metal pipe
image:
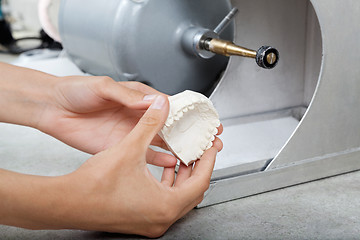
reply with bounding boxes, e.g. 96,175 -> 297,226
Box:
214,7 -> 238,35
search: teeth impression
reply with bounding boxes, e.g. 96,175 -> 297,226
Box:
159,90 -> 220,166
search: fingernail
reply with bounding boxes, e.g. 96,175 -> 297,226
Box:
143,95 -> 157,101
151,95 -> 166,110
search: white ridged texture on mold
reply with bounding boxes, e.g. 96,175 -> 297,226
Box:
159,90 -> 220,166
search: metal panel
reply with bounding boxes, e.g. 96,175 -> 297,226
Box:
211,0 -> 309,119
267,0 -> 360,169
213,117 -> 299,178
210,0 -> 321,180
201,148 -> 360,207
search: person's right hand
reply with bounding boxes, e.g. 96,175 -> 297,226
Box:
56,95 -> 223,237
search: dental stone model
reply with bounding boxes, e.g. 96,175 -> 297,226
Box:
159,90 -> 220,166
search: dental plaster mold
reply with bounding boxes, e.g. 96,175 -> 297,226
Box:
159,90 -> 220,166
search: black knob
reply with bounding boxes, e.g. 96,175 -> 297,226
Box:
256,46 -> 279,69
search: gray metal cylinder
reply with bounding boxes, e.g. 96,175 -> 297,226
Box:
59,0 -> 234,94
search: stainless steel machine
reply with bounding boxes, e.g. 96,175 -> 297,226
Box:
58,0 -> 360,207
59,0 -> 279,95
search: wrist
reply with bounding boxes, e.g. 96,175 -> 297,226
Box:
0,169 -> 71,230
0,62 -> 59,128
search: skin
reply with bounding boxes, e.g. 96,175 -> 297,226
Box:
0,62 -> 223,237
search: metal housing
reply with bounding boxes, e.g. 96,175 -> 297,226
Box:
58,0 -> 234,95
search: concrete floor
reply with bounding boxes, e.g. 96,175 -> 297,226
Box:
1,54 -> 360,239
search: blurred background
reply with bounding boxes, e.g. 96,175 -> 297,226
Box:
0,0 -> 61,56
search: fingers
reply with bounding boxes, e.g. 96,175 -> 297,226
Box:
217,124 -> 223,135
162,131 -> 222,220
161,167 -> 176,187
174,138 -> 222,188
175,147 -> 218,204
91,77 -> 172,111
151,135 -> 169,151
118,81 -> 169,110
146,149 -> 177,167
120,81 -> 167,97
174,163 -> 192,187
92,77 -> 152,109
212,137 -> 223,152
126,95 -> 169,150
190,147 -> 217,180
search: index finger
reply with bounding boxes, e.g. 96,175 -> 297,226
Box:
120,81 -> 167,97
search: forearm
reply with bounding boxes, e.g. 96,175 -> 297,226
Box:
0,167 -> 140,232
0,62 -> 57,127
0,168 -> 70,229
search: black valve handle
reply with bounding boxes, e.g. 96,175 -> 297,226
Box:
256,46 -> 280,69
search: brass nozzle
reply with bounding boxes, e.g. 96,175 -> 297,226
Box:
205,38 -> 257,58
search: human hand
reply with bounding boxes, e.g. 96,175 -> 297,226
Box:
57,95 -> 223,237
0,62 -> 220,168
0,63 -> 163,154
37,76 -> 170,157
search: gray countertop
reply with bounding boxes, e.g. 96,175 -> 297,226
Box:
0,123 -> 360,240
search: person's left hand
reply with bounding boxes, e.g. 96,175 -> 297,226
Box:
0,94 -> 223,237
37,76 -> 177,166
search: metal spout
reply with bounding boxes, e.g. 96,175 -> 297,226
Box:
204,38 -> 256,58
203,38 -> 279,69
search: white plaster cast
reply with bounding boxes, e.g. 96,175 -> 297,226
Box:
159,90 -> 220,166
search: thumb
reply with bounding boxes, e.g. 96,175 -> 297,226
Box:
127,95 -> 169,149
